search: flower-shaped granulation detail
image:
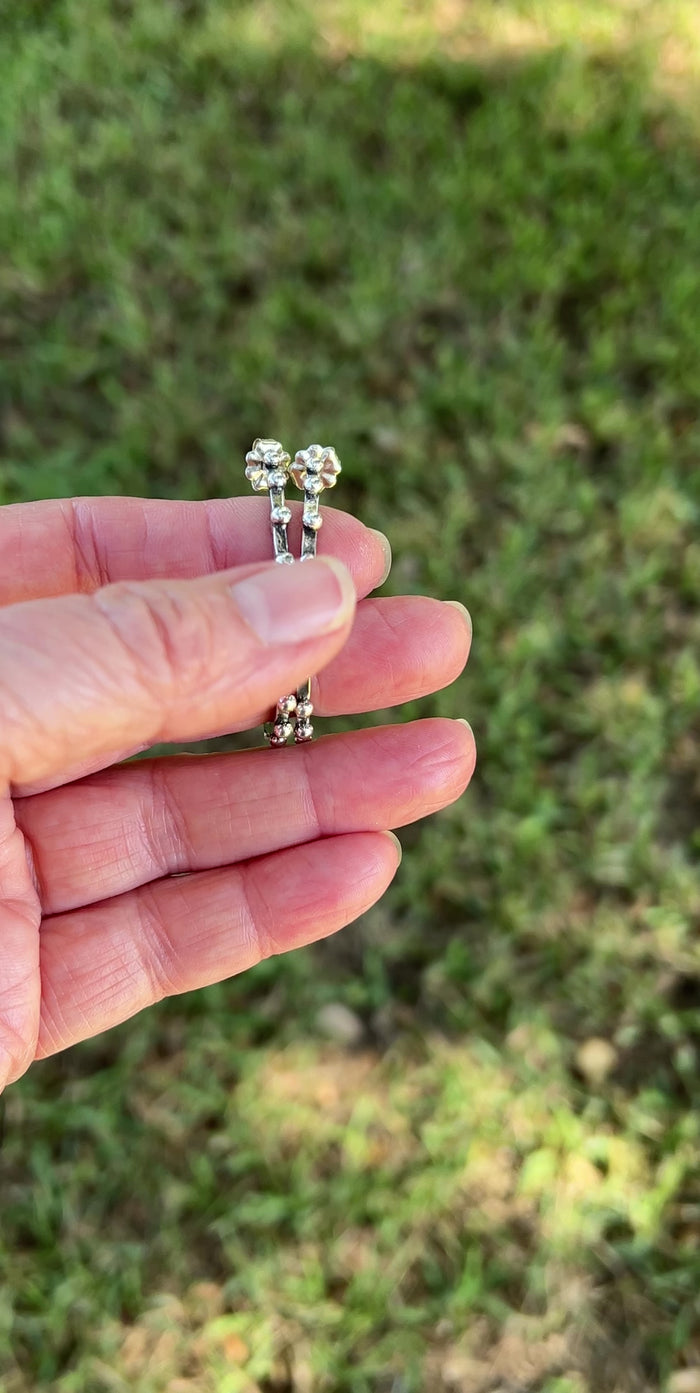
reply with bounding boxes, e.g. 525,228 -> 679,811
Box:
244,438 -> 291,492
291,444 -> 341,492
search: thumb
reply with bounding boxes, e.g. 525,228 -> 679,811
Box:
0,556 -> 356,792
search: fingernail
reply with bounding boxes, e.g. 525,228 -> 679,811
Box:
455,718 -> 474,737
445,600 -> 472,635
232,556 -> 355,645
382,830 -> 403,865
369,528 -> 392,586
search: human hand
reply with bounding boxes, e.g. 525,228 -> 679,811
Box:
0,496 -> 474,1089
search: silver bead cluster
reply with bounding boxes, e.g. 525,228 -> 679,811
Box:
263,692 -> 315,748
245,438 -> 342,746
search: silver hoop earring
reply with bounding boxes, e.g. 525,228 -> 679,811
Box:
244,438 -> 342,747
289,445 -> 342,742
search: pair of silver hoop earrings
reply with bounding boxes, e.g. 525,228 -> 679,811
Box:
244,437 -> 342,747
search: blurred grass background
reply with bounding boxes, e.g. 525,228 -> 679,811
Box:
1,2 -> 700,1390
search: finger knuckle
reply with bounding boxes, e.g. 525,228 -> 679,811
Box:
93,583 -> 220,705
136,885 -> 183,1000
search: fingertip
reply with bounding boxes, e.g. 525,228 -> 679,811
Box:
454,717 -> 477,782
454,717 -> 476,754
368,529 -> 392,587
320,554 -> 358,618
315,506 -> 392,598
381,829 -> 403,866
425,600 -> 472,692
443,599 -> 473,666
263,831 -> 404,956
407,716 -> 476,802
230,554 -> 355,645
444,600 -> 472,638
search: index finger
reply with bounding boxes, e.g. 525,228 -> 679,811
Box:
0,496 -> 390,606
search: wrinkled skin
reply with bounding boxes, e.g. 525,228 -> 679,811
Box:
0,496 -> 474,1089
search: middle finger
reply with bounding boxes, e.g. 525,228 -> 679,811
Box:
157,594 -> 472,739
11,594 -> 470,798
16,719 -> 475,914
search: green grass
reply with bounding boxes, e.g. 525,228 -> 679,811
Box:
1,2 -> 700,1389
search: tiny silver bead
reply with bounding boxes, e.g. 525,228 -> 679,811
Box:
294,719 -> 314,743
302,512 -> 323,532
275,551 -> 295,564
295,699 -> 313,719
277,694 -> 297,716
270,504 -> 292,525
267,469 -> 288,489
